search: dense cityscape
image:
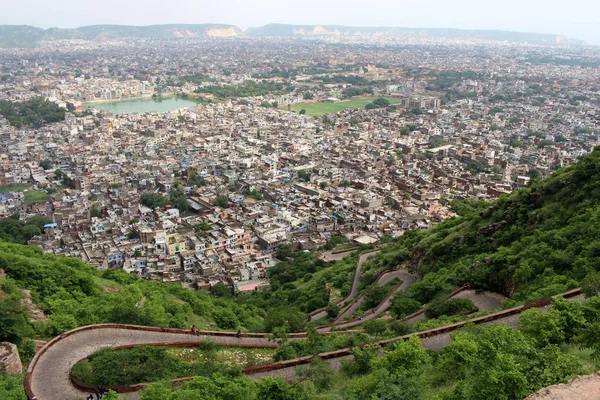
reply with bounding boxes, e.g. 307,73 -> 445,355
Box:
1,36 -> 599,289
1,19 -> 600,400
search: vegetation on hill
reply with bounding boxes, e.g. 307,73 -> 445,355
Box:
0,240 -> 266,347
88,295 -> 600,399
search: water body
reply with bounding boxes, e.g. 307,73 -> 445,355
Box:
85,96 -> 197,114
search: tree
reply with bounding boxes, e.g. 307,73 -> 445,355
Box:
212,308 -> 238,329
373,98 -> 390,108
297,170 -> 311,182
372,336 -> 430,378
363,285 -> 389,309
299,109 -> 306,115
582,271 -> 600,297
342,346 -> 379,376
518,308 -> 565,347
210,282 -> 232,297
297,357 -> 335,392
348,369 -> 421,400
214,195 -> 229,208
169,190 -> 189,213
0,374 -> 28,400
38,159 -> 52,170
319,182 -> 328,190
390,297 -> 421,318
256,377 -> 302,400
363,319 -> 387,335
0,279 -> 32,344
140,192 -> 167,209
425,298 -> 474,318
197,222 -> 212,232
325,302 -> 340,319
528,168 -> 540,180
264,307 -> 306,333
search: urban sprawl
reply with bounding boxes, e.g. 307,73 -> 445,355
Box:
1,36 -> 599,292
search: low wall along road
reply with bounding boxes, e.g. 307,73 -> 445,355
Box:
24,289 -> 583,400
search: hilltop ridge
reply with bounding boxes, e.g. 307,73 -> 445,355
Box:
245,23 -> 583,45
0,24 -> 242,47
0,23 -> 585,47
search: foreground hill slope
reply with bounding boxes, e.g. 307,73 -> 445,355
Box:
379,147 -> 600,306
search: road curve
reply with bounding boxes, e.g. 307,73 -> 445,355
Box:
311,249 -> 380,321
25,325 -> 360,400
321,272 -> 413,331
335,266 -> 413,322
25,290 -> 583,400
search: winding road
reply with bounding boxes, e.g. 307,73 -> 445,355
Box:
310,249 -> 379,321
24,290 -> 584,400
323,269 -> 417,331
22,245 -> 582,400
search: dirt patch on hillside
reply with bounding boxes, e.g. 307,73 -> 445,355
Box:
526,372 -> 600,400
20,290 -> 48,323
101,286 -> 120,294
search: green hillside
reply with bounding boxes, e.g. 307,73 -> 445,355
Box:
399,146 -> 600,303
0,240 -> 267,345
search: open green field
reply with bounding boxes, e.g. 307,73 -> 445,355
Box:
0,183 -> 30,193
24,190 -> 49,204
289,96 -> 402,117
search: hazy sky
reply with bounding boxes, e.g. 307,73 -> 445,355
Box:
2,0 -> 599,44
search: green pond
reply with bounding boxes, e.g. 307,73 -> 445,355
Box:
85,96 -> 197,114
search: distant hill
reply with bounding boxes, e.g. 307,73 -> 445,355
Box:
0,23 -> 586,47
245,23 -> 584,46
0,24 -> 242,47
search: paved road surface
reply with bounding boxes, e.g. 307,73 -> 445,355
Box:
27,293 -> 584,400
311,250 -> 379,321
325,269 -> 417,331
29,328 -> 283,400
318,248 -> 357,262
335,266 -> 411,322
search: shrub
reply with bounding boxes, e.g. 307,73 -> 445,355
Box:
425,298 -> 474,319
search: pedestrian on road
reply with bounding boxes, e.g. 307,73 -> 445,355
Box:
236,329 -> 242,338
86,394 -> 93,400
